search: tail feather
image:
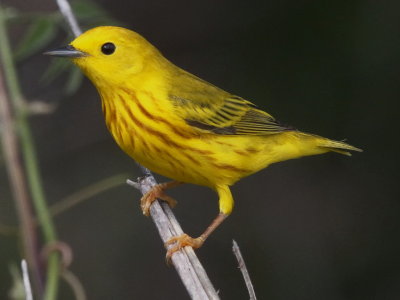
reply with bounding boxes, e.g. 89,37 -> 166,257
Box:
318,139 -> 363,156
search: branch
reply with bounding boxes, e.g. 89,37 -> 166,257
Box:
128,175 -> 220,299
232,240 -> 257,300
54,1 -> 220,298
55,0 -> 81,37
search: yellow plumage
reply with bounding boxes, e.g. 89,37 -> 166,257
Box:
45,26 -> 362,257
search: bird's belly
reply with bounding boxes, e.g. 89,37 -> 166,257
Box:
108,116 -> 315,188
109,122 -> 264,187
127,138 -> 229,188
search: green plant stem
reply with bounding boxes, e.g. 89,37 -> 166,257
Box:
50,173 -> 129,217
0,5 -> 60,300
0,54 -> 43,297
0,7 -> 43,296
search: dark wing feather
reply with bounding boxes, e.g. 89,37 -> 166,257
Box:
168,69 -> 289,135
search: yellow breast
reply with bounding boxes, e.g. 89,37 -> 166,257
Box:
100,87 -> 264,188
100,85 -> 335,190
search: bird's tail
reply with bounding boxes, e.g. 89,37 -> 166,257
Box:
259,131 -> 362,166
315,136 -> 362,156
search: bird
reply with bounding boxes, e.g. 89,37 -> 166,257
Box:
45,26 -> 362,259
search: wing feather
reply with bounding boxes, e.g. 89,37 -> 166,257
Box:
168,69 -> 290,135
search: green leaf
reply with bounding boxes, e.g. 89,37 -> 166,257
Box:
64,66 -> 84,95
14,17 -> 57,61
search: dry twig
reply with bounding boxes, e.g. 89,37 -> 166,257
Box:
232,240 -> 257,300
55,0 -> 82,37
127,173 -> 220,300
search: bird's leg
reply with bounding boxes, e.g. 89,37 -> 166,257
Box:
165,185 -> 232,260
165,213 -> 228,260
140,181 -> 182,216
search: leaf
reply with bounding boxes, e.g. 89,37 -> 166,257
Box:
14,17 -> 57,61
71,0 -> 123,26
41,58 -> 71,85
64,66 -> 84,95
72,0 -> 108,20
7,263 -> 24,300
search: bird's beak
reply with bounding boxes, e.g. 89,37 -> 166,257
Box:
44,45 -> 86,58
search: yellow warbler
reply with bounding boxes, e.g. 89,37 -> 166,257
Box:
45,26 -> 362,259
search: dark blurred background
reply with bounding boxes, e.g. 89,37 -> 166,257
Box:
1,0 -> 399,299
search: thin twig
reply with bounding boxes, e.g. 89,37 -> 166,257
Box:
49,173 -> 128,217
232,240 -> 257,300
21,260 -> 33,300
55,0 -> 82,37
127,176 -> 219,299
61,269 -> 87,300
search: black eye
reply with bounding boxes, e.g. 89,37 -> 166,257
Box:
101,42 -> 115,55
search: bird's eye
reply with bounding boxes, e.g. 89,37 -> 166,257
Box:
101,42 -> 116,55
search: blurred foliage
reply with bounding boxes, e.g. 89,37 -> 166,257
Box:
14,17 -> 58,61
8,0 -> 121,96
1,1 -> 123,298
7,263 -> 24,300
72,0 -> 121,27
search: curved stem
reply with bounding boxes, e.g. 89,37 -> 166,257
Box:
0,6 -> 43,295
0,5 -> 60,300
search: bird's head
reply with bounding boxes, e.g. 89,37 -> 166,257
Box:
45,26 -> 164,87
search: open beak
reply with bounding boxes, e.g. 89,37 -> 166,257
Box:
44,45 -> 86,58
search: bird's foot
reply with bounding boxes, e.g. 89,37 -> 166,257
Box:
140,183 -> 177,216
165,234 -> 204,262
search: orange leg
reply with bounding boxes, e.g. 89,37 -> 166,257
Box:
164,185 -> 233,261
165,213 -> 228,261
140,181 -> 182,216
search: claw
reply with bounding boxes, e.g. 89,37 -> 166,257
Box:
140,184 -> 178,216
165,233 -> 204,263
